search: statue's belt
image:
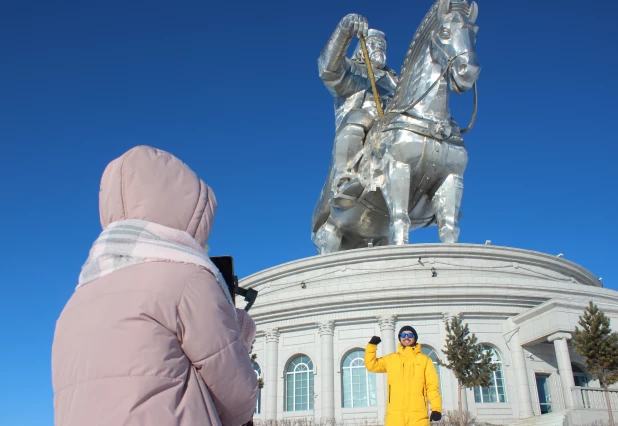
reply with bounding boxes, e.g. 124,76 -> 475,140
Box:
381,118 -> 463,143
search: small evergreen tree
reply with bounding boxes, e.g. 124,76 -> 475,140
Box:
250,344 -> 265,390
438,316 -> 496,426
573,301 -> 618,426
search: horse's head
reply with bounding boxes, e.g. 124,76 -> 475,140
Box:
432,0 -> 480,94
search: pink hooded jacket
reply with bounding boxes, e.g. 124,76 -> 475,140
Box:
52,146 -> 258,426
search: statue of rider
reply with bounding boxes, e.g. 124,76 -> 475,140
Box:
318,13 -> 398,197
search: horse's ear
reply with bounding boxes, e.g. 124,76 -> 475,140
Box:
468,1 -> 478,24
437,0 -> 450,21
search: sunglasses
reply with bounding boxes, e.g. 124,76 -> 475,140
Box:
400,333 -> 415,339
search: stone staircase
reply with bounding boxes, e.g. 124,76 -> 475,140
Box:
506,411 -> 568,426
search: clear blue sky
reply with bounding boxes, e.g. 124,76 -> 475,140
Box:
1,0 -> 616,424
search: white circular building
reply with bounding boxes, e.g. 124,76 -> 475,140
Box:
240,244 -> 618,425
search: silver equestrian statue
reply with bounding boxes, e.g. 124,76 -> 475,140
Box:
312,0 -> 480,254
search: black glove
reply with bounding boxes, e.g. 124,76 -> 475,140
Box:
369,336 -> 381,345
430,411 -> 442,422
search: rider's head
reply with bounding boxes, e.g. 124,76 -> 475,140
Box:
352,29 -> 387,70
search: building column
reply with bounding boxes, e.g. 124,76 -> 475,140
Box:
548,332 -> 576,409
377,315 -> 398,355
376,315 -> 397,422
318,321 -> 335,421
509,326 -> 534,418
376,315 -> 397,419
264,328 -> 280,420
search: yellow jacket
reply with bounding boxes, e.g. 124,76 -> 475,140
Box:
365,343 -> 441,426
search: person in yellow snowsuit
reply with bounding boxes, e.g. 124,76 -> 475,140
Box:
365,326 -> 442,426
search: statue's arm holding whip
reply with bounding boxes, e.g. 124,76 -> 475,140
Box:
318,14 -> 368,96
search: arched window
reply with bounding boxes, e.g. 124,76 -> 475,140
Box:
474,345 -> 507,403
253,362 -> 262,414
421,346 -> 441,386
341,349 -> 377,408
285,355 -> 314,411
572,364 -> 592,408
572,364 -> 589,387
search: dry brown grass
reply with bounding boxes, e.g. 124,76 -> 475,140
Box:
252,411 -> 498,426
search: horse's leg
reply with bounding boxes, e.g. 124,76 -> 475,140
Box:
311,218 -> 343,254
384,160 -> 412,245
431,174 -> 464,243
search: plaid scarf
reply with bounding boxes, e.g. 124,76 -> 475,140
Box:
77,219 -> 233,306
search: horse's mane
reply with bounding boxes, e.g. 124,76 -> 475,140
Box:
387,0 -> 471,113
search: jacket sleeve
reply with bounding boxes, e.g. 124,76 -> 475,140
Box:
364,343 -> 387,373
177,267 -> 258,426
425,358 -> 442,412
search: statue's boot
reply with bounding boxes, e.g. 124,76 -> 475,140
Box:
332,177 -> 364,209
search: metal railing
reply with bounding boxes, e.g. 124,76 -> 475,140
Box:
572,387 -> 618,410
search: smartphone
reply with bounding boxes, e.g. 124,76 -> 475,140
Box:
210,255 -> 258,311
210,255 -> 237,303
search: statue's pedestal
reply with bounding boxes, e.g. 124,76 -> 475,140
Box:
242,244 -> 611,424
242,244 -> 600,325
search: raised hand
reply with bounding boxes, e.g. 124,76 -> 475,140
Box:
339,13 -> 368,38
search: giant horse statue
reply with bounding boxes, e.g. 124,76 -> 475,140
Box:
312,0 -> 480,253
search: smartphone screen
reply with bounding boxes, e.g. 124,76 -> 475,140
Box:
209,255 -> 236,303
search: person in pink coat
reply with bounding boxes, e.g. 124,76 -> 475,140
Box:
52,145 -> 258,426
